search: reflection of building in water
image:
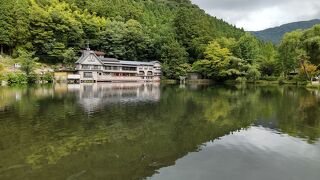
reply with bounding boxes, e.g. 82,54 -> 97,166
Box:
68,83 -> 161,112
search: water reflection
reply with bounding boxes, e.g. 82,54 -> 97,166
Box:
72,83 -> 161,113
150,126 -> 320,180
0,84 -> 320,180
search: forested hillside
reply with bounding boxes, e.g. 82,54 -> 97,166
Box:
0,0 -> 245,78
252,19 -> 320,44
4,0 -> 313,83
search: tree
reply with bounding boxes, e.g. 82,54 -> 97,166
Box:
278,30 -> 303,75
18,49 -> 39,76
62,48 -> 77,69
29,0 -> 84,63
192,41 -> 234,79
160,40 -> 189,79
234,33 -> 260,63
301,25 -> 320,65
259,42 -> 278,76
0,0 -> 15,54
246,64 -> 261,82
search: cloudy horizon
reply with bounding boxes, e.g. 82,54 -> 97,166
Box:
191,0 -> 320,31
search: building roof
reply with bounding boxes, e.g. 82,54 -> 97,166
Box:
76,50 -> 160,66
118,60 -> 156,66
101,57 -> 120,62
75,50 -> 105,65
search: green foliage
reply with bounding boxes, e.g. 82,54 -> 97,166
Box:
18,49 -> 38,76
62,48 -> 77,69
41,72 -> 54,83
258,42 -> 278,76
27,73 -> 39,84
0,63 -> 4,71
235,77 -> 247,83
246,65 -> 261,81
278,25 -> 320,79
6,73 -> 27,84
0,72 -> 6,83
192,36 -> 265,81
0,0 -> 245,79
278,30 -> 304,74
234,33 -> 260,63
161,40 -> 189,79
0,0 -> 15,49
278,76 -> 286,85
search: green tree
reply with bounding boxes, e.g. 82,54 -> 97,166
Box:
192,41 -> 234,79
278,30 -> 303,75
161,40 -> 189,79
18,49 -> 39,76
0,0 -> 15,54
62,48 -> 77,69
234,33 -> 260,63
259,42 -> 278,76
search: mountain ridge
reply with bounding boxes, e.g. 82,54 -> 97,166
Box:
251,19 -> 320,44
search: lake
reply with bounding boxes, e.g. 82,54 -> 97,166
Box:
0,83 -> 320,180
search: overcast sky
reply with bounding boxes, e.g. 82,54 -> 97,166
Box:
191,0 -> 320,31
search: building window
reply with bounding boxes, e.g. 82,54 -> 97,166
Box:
139,71 -> 145,76
92,65 -> 101,70
122,67 -> 137,71
84,72 -> 93,78
112,66 -> 120,70
82,65 -> 91,70
147,71 -> 153,76
104,66 -> 112,70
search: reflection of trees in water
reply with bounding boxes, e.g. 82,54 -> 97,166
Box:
0,85 -> 320,179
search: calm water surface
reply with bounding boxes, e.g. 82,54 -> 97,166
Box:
0,83 -> 320,180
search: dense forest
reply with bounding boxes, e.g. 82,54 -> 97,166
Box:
0,0 -> 319,82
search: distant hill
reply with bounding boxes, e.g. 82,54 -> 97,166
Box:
251,19 -> 320,44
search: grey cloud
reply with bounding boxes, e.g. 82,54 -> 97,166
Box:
191,0 -> 320,31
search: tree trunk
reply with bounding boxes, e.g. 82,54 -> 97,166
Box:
0,44 -> 3,55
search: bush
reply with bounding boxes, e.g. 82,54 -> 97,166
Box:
235,77 -> 247,83
0,73 -> 6,82
278,76 -> 286,85
246,66 -> 261,81
41,72 -> 54,83
261,76 -> 278,81
0,64 -> 4,71
27,73 -> 39,83
7,73 -> 28,84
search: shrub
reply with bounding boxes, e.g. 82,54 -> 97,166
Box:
278,76 -> 286,85
0,73 -> 6,82
42,72 -> 54,83
261,76 -> 278,81
0,64 -> 4,71
7,73 -> 27,84
235,77 -> 247,83
246,66 -> 261,81
27,73 -> 39,83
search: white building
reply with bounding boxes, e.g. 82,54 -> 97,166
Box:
74,49 -> 161,82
